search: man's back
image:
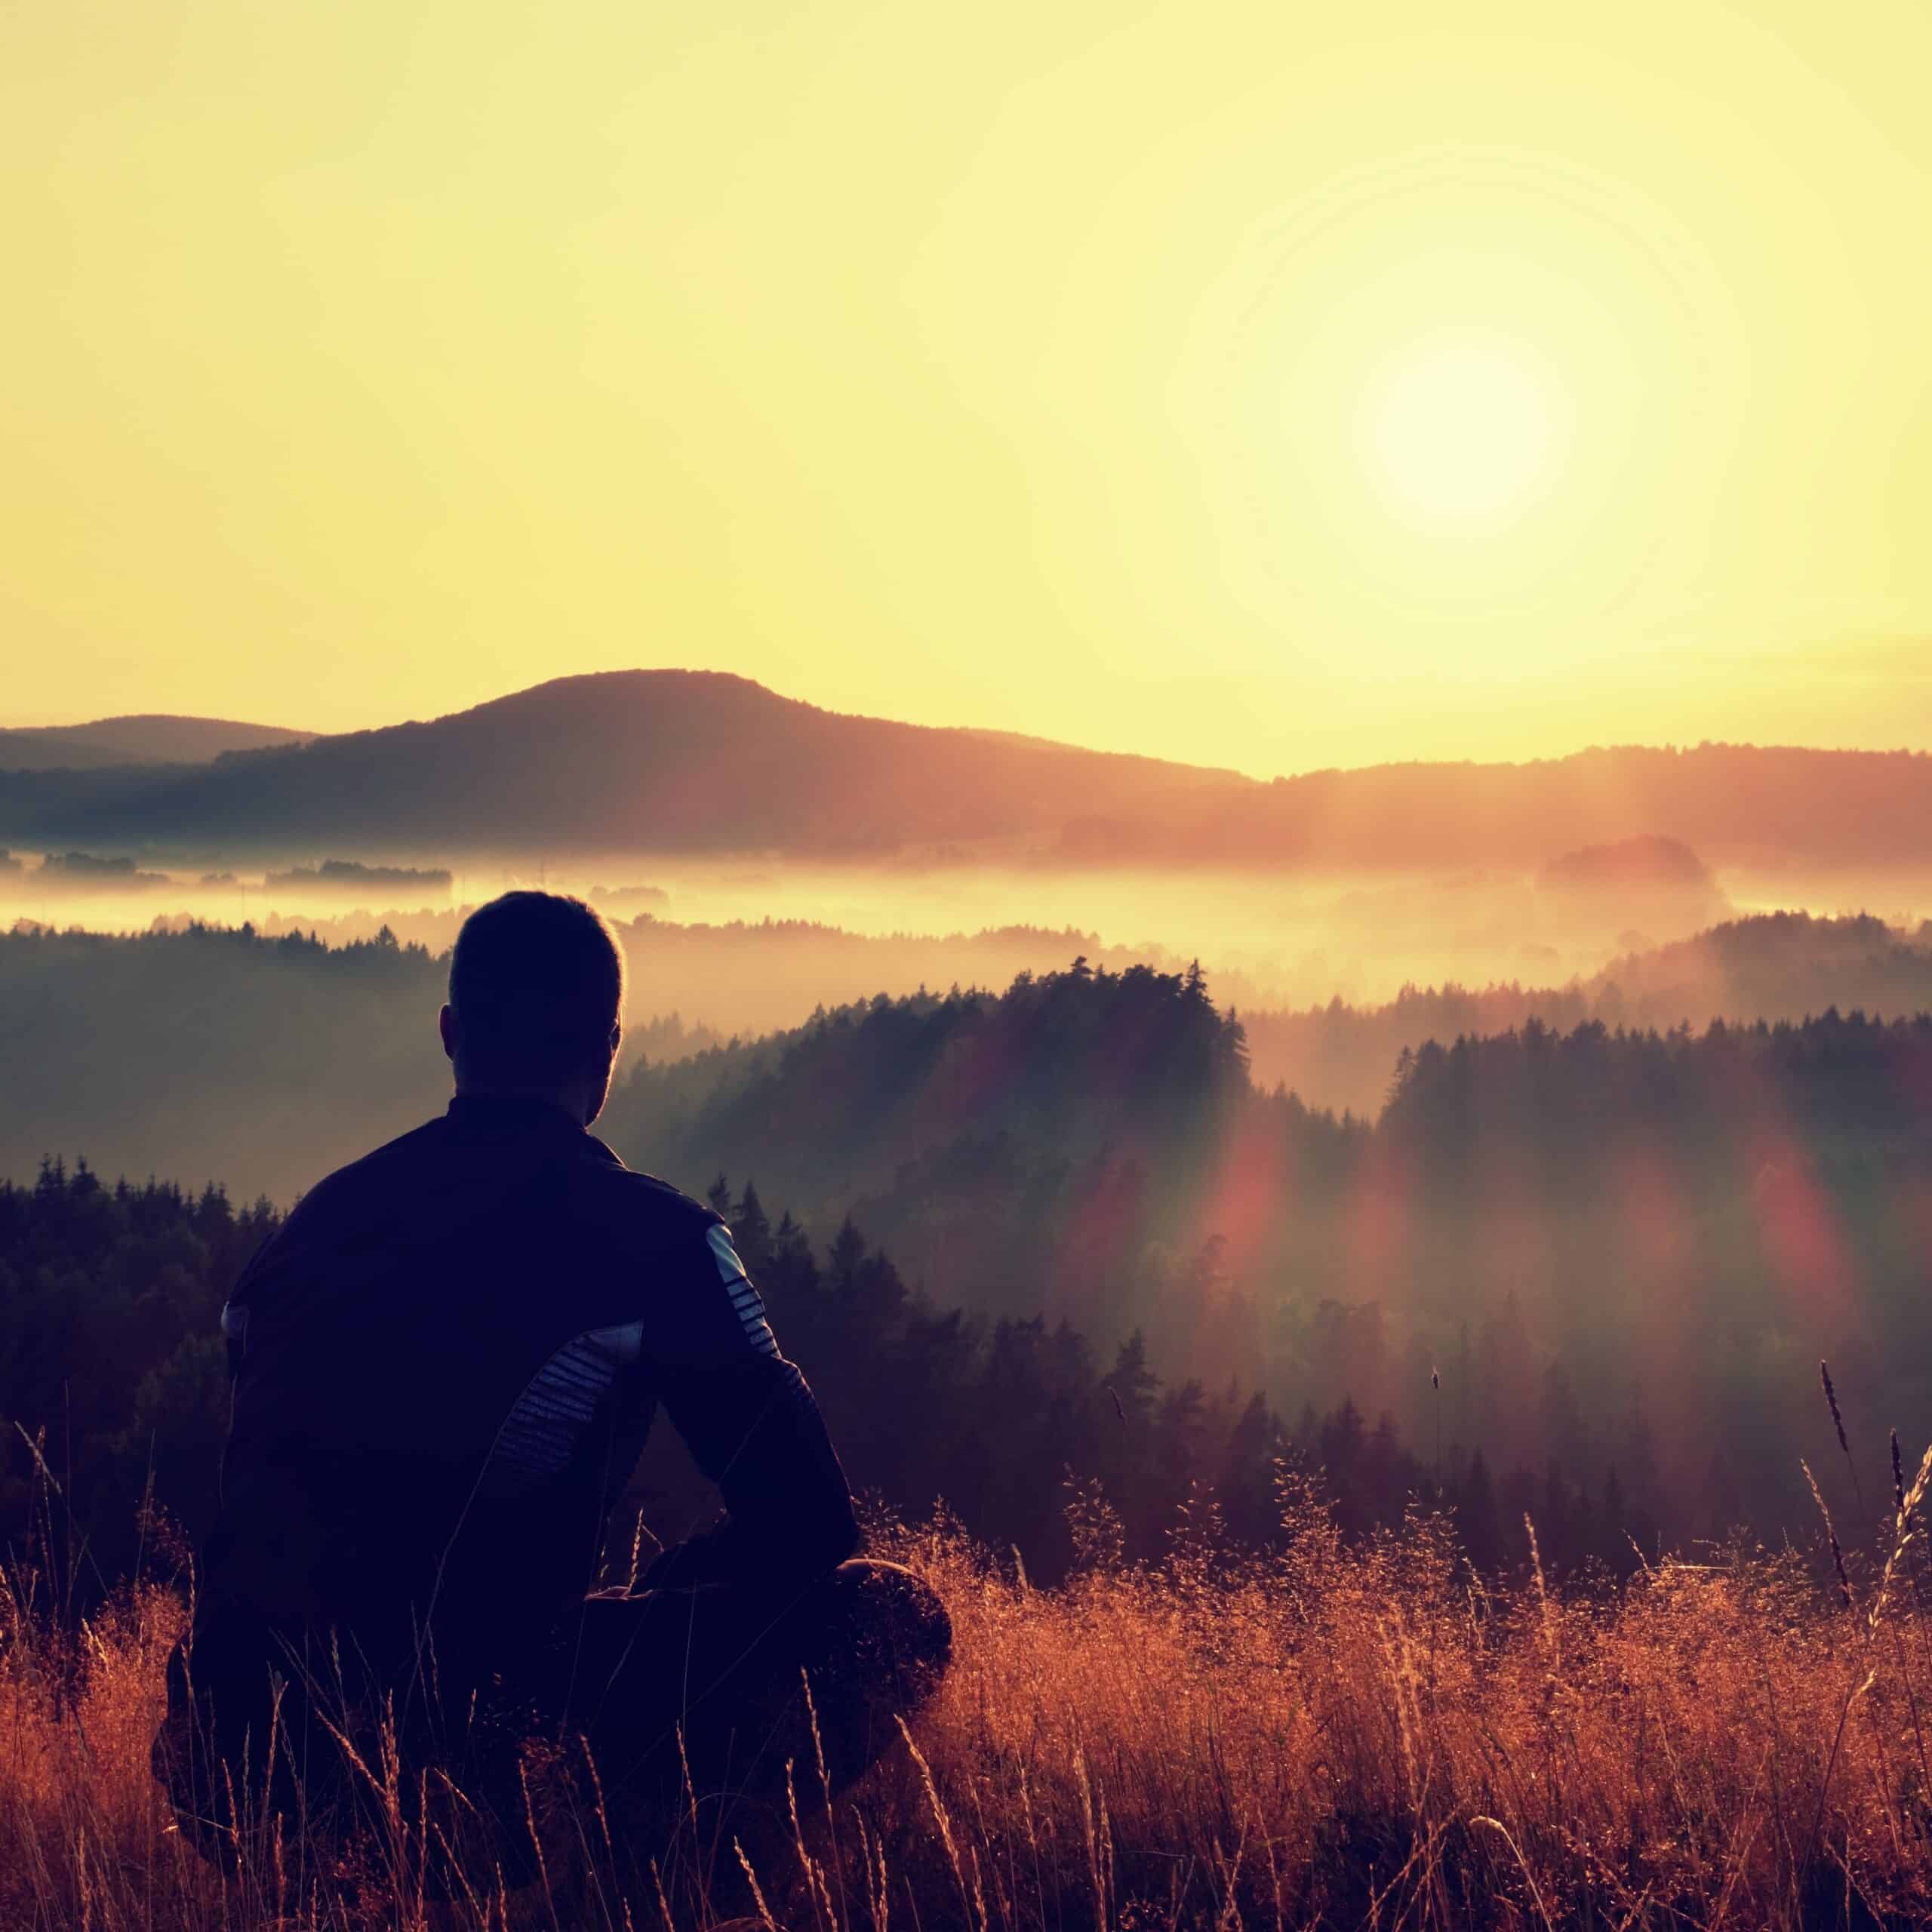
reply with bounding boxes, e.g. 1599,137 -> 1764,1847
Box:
159,891 -> 943,1874
195,1093 -> 858,1706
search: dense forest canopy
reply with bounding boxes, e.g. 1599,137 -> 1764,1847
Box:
611,974 -> 1932,1535
4,921 -> 1930,1580
0,916 -> 1167,1195
0,1155 -> 1651,1607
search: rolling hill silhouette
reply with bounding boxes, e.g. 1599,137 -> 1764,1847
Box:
0,672 -> 1247,857
4,670 -> 1932,866
0,715 -> 310,771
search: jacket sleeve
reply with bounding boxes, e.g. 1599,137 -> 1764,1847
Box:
643,1220 -> 859,1590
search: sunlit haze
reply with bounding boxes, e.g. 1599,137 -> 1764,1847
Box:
6,1 -> 1932,771
1364,340 -> 1561,523
14,15 -> 1932,1910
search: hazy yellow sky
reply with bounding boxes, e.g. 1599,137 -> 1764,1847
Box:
6,1 -> 1932,774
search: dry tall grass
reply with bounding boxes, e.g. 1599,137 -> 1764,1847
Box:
6,1472 -> 1932,1930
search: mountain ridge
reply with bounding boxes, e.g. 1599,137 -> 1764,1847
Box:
0,669 -> 1250,858
5,668 -> 1932,866
0,715 -> 312,771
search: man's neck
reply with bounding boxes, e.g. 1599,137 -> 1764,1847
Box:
449,1086 -> 589,1128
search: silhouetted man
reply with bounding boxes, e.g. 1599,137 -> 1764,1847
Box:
155,891 -> 949,1872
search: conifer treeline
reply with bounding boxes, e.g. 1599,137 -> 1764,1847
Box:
8,926 -> 1932,1574
1,1156 -> 1654,1603
612,969 -> 1932,1546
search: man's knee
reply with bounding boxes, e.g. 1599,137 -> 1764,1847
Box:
816,1558 -> 952,1696
775,1558 -> 950,1787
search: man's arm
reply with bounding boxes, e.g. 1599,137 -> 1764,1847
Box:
644,1221 -> 858,1590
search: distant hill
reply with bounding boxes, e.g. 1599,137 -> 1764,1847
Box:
261,858 -> 453,896
1585,908 -> 1932,1022
0,714 -> 310,771
32,851 -> 174,891
1211,743 -> 1932,870
607,912 -> 1932,1248
0,915 -> 1167,1203
1531,834 -> 1729,929
5,670 -> 1932,867
1540,834 -> 1715,891
1238,910 -> 1932,1116
0,672 -> 1247,859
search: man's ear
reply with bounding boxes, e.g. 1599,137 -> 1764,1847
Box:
438,1004 -> 458,1064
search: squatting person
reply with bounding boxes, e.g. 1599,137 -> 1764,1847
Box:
154,890 -> 950,1869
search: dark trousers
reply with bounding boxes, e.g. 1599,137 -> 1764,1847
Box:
532,1558 -> 949,1789
156,1559 -> 951,1875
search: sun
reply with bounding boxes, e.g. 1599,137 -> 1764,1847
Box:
1363,339 -> 1561,523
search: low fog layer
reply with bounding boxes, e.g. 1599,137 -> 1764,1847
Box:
11,819 -> 1932,1024
3,832 -> 1858,1020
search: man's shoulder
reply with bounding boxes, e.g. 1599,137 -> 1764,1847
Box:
281,1118 -> 449,1231
571,1148 -> 774,1359
568,1141 -> 723,1254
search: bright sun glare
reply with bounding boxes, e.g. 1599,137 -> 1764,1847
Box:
1364,341 -> 1558,524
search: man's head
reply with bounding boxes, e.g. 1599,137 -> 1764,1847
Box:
441,891 -> 626,1124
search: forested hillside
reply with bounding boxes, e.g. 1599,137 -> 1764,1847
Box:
0,918 -> 1155,1196
8,919 -> 1932,1553
1240,909 -> 1932,1114
17,908 -> 1921,1199
0,1152 -> 1650,1612
603,958 -> 1277,1332
611,972 -> 1932,1541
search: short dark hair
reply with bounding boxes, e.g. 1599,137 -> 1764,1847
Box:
448,891 -> 625,1082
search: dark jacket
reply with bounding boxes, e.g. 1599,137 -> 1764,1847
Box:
189,1094 -> 858,1705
